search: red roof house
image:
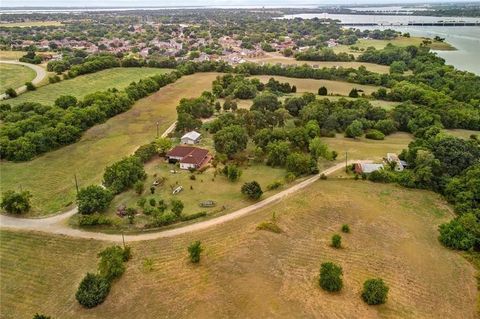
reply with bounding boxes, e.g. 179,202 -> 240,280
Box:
166,146 -> 210,170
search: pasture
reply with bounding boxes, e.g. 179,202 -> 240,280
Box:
5,67 -> 171,106
0,72 -> 220,216
0,21 -> 63,27
0,179 -> 476,318
0,63 -> 36,92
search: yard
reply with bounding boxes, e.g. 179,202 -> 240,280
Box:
1,179 -> 476,318
0,63 -> 36,92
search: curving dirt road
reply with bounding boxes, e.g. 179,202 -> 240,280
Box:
0,60 -> 47,99
0,160 -> 367,242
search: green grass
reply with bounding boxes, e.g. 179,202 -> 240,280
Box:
444,129 -> 479,139
0,63 -> 36,92
0,72 -> 221,216
0,180 -> 476,318
6,67 -> 171,106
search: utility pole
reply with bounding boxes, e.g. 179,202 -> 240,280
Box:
345,151 -> 348,173
74,174 -> 79,195
122,231 -> 125,249
156,121 -> 159,138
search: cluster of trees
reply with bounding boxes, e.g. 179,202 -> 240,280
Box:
0,72 -> 179,161
19,50 -> 42,64
76,245 -> 131,308
175,94 -> 215,133
295,48 -> 354,62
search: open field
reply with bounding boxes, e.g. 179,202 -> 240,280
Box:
445,129 -> 479,139
0,63 -> 36,92
325,132 -> 413,162
5,67 -> 171,106
0,21 -> 63,27
334,36 -> 455,56
1,179 -> 476,318
0,72 -> 220,216
246,52 -> 391,74
0,50 -> 55,60
254,75 -> 380,96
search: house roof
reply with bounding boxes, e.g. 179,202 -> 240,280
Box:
181,131 -> 201,141
359,163 -> 384,173
166,146 -> 209,165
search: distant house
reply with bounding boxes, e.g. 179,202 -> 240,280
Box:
354,163 -> 384,175
386,153 -> 405,171
166,145 -> 210,170
181,131 -> 201,144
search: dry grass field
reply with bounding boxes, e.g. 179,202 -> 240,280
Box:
0,21 -> 63,27
0,72 -> 221,216
0,179 -> 476,318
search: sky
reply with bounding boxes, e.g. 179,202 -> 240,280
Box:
1,0 -> 476,8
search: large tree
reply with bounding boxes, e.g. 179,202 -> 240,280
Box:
77,185 -> 113,215
213,125 -> 248,158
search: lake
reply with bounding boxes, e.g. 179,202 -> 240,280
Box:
281,13 -> 480,75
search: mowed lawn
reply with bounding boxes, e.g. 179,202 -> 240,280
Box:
254,75 -> 380,96
5,67 -> 171,106
0,180 -> 477,318
246,52 -> 391,74
0,63 -> 36,92
0,72 -> 221,216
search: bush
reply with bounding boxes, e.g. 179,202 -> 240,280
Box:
97,246 -> 126,282
349,88 -> 359,98
331,234 -> 342,248
77,185 -> 113,215
319,262 -> 343,292
0,190 -> 32,214
180,211 -> 207,221
103,156 -> 146,194
170,199 -> 184,216
54,95 -> 77,109
365,129 -> 385,140
241,181 -> 263,200
266,180 -> 283,190
345,120 -> 363,138
25,81 -> 36,91
33,314 -> 51,319
318,86 -> 328,96
361,278 -> 389,305
134,181 -> 144,195
257,220 -> 282,233
134,142 -> 158,163
75,273 -> 110,308
341,224 -> 350,233
5,88 -> 17,98
438,217 -> 477,250
78,214 -> 113,226
222,164 -> 242,182
188,240 -> 203,263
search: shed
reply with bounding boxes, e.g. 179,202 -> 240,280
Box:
181,131 -> 201,144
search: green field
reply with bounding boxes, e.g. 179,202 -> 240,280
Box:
445,129 -> 480,139
0,63 -> 36,92
5,67 -> 171,106
0,73 -> 220,216
0,179 -> 476,318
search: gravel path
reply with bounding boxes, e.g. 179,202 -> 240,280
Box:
0,160 -> 366,242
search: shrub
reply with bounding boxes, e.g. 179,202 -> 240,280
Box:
171,199 -> 184,216
5,88 -> 17,98
318,86 -> 328,96
33,314 -> 51,319
241,181 -> 263,200
77,185 -> 113,215
361,278 -> 389,305
319,262 -> 343,292
134,142 -> 158,163
438,217 -> 477,251
365,129 -> 385,140
75,273 -> 110,308
320,173 -> 327,180
180,211 -> 207,221
103,156 -> 146,194
25,81 -> 36,91
222,164 -> 242,182
78,214 -> 113,226
0,190 -> 32,214
345,120 -> 363,138
188,240 -> 203,263
266,180 -> 283,190
134,181 -> 144,195
341,224 -> 350,233
331,234 -> 342,248
54,95 -> 77,109
348,88 -> 359,98
256,220 -> 282,233
97,246 -> 126,282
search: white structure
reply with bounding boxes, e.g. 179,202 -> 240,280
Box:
355,163 -> 384,174
387,153 -> 404,171
181,131 -> 201,144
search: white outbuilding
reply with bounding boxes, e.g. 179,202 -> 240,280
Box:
181,131 -> 201,144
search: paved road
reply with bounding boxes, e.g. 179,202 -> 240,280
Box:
0,60 -> 47,99
0,160 -> 366,242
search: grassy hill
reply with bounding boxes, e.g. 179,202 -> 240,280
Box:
0,179 -> 476,318
0,63 -> 36,92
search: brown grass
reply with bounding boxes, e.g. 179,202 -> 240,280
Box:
0,180 -> 476,318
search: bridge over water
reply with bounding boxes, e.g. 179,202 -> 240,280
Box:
341,21 -> 480,27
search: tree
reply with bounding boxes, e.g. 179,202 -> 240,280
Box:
5,88 -> 17,98
75,273 -> 110,308
319,262 -> 343,292
222,164 -> 242,182
251,92 -> 281,112
438,215 -> 477,251
286,152 -> 317,176
241,181 -> 263,200
155,137 -> 173,155
213,125 -> 248,158
266,141 -> 290,167
284,96 -> 307,116
170,199 -> 184,216
25,81 -> 36,91
77,185 -> 113,215
348,88 -> 359,98
365,129 -> 385,140
188,240 -> 203,263
0,190 -> 32,214
223,97 -> 237,112
361,278 -> 389,305
134,181 -> 144,195
341,224 -> 350,233
389,60 -> 407,74
97,246 -> 126,281
345,120 -> 363,138
54,95 -> 77,109
331,234 -> 342,248
318,86 -> 328,96
309,137 -> 332,160
103,156 -> 146,194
